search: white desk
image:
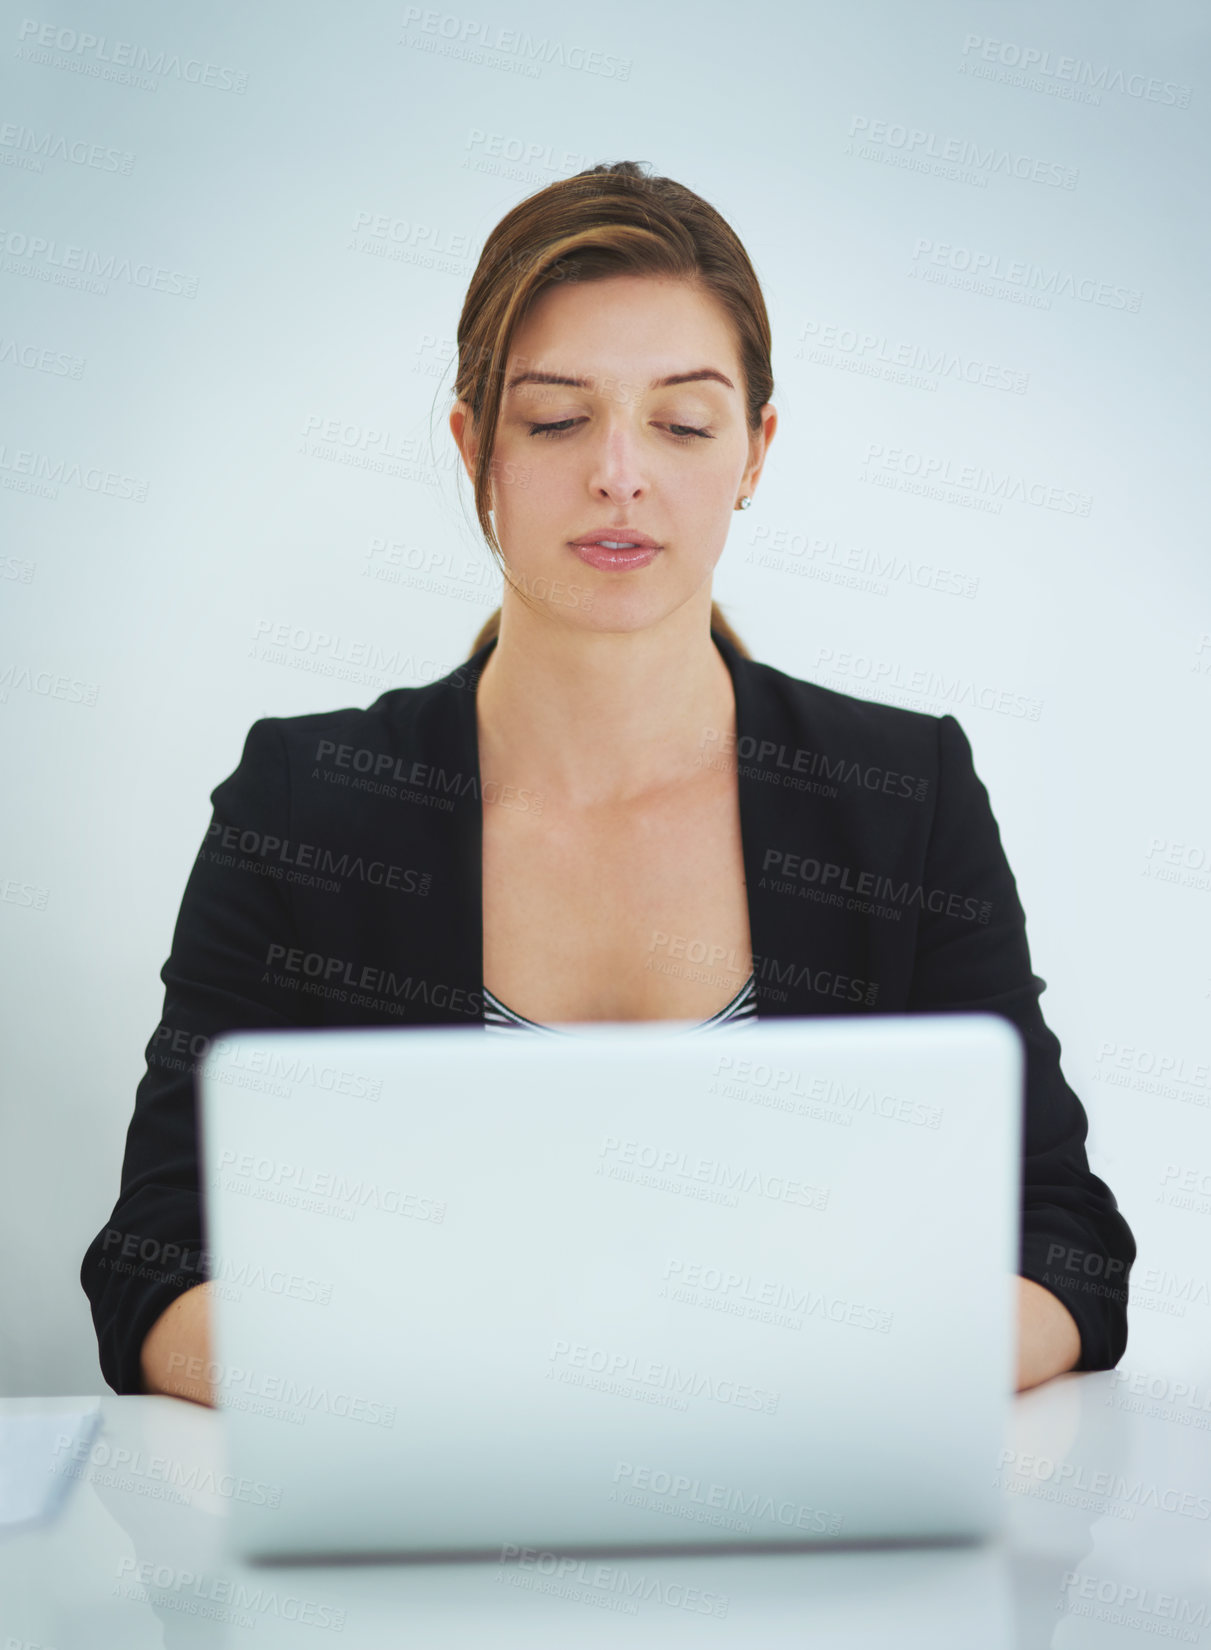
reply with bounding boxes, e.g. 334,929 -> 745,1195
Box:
2,1370 -> 1209,1646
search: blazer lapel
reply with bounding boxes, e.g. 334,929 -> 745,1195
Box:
378,643 -> 492,1026
712,631 -> 886,1021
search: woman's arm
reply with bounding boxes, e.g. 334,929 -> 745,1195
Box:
139,1282 -> 217,1406
907,713 -> 1136,1374
1015,1275 -> 1081,1391
80,717 -> 304,1395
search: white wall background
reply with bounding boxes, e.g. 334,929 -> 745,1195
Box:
2,0 -> 1208,1395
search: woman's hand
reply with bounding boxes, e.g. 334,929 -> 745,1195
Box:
139,1281 -> 217,1407
1014,1274 -> 1082,1392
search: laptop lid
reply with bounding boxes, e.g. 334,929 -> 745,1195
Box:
197,1012 -> 1022,1561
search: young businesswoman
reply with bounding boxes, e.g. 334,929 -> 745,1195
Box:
81,161 -> 1135,1406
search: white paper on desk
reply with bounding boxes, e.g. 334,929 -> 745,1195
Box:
0,1402 -> 102,1531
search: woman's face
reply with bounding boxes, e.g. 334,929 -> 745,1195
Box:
451,274 -> 775,635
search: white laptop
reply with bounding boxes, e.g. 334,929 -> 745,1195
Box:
197,1012 -> 1022,1562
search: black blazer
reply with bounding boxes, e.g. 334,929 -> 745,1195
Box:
81,629 -> 1135,1393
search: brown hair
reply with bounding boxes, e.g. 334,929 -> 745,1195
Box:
455,160 -> 772,661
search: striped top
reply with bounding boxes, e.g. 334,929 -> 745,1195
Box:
483,973 -> 759,1036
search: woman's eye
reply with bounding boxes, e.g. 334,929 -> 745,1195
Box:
526,420 -> 713,443
527,419 -> 579,439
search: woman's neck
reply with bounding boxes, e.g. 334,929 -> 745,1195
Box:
475,604 -> 736,808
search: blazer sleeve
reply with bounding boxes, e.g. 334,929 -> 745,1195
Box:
79,718 -> 307,1395
906,712 -> 1136,1372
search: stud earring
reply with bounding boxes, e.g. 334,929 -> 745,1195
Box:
736,496 -> 752,510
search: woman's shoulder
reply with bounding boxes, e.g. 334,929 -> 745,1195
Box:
241,653 -> 485,764
744,646 -> 941,722
736,644 -> 954,773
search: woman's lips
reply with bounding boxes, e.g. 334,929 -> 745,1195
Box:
569,541 -> 660,571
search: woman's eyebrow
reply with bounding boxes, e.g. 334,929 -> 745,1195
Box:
504,367 -> 735,393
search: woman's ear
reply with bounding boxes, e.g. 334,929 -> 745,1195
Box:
449,401 -> 479,478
